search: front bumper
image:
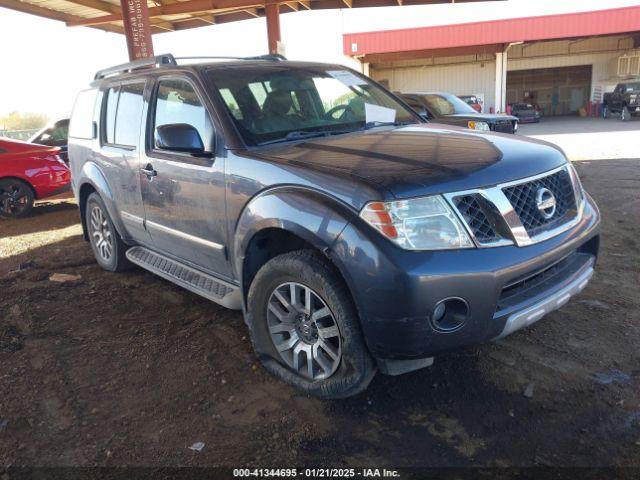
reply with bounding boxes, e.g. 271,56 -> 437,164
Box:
330,193 -> 600,361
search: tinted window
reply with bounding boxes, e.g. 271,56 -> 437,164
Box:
104,87 -> 118,144
69,90 -> 97,139
403,96 -> 425,111
114,83 -> 144,147
421,94 -> 476,116
154,79 -> 210,149
33,120 -> 69,146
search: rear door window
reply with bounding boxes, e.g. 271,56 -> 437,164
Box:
102,82 -> 145,148
114,83 -> 145,147
103,87 -> 119,144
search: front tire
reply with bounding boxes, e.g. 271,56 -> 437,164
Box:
0,179 -> 34,218
246,250 -> 376,399
85,193 -> 131,272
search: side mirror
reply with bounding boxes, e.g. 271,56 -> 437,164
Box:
155,123 -> 206,154
420,112 -> 430,121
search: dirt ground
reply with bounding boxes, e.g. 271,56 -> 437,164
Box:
1,159 -> 639,471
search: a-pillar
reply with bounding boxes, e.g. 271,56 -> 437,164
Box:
265,3 -> 282,55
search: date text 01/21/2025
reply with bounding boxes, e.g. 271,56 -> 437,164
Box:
232,468 -> 401,478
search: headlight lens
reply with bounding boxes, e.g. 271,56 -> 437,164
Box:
360,196 -> 474,250
468,120 -> 490,131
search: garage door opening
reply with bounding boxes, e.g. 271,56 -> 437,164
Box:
506,65 -> 592,116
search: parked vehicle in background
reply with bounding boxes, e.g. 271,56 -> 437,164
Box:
509,103 -> 541,123
602,81 -> 640,121
0,138 -> 70,218
458,94 -> 483,112
69,54 -> 600,398
400,92 -> 518,133
29,118 -> 70,162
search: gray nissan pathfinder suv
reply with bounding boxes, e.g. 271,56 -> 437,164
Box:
68,54 -> 600,398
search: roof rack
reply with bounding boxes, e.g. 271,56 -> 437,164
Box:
174,54 -> 287,62
94,53 -> 287,80
95,54 -> 177,80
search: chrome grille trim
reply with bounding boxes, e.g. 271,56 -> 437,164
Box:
444,165 -> 584,248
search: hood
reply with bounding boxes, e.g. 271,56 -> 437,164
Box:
248,124 -> 568,200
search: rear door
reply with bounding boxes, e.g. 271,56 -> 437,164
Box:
139,75 -> 230,278
96,80 -> 151,243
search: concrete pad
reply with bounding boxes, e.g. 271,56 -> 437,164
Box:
518,116 -> 640,161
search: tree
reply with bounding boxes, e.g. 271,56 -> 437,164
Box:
0,112 -> 49,131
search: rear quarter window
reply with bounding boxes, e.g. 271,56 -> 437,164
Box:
69,89 -> 98,139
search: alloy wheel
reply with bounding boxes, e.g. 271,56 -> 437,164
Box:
266,282 -> 342,381
0,181 -> 31,217
89,205 -> 114,262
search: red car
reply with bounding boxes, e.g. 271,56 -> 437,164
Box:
0,138 -> 70,218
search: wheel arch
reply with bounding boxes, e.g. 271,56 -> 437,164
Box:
234,187 -> 358,307
77,162 -> 127,242
0,176 -> 37,199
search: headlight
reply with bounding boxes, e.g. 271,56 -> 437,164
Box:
359,196 -> 474,250
468,120 -> 490,131
513,121 -> 518,132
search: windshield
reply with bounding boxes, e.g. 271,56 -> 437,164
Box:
513,103 -> 534,110
421,93 -> 477,116
626,82 -> 640,92
207,65 -> 420,146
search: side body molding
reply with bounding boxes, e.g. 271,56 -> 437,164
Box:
232,186 -> 359,289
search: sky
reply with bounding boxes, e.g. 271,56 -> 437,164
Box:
1,0 -> 639,119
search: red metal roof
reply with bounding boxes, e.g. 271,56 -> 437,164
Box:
344,5 -> 640,57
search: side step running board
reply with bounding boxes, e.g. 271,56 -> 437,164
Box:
126,246 -> 242,310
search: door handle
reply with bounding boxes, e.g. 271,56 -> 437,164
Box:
140,164 -> 157,178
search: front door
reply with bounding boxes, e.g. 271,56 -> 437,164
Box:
139,75 -> 231,279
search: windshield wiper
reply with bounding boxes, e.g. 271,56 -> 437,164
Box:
257,130 -> 330,146
257,129 -> 355,146
363,121 -> 411,130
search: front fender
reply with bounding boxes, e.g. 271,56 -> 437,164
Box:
78,161 -> 129,241
232,186 -> 358,281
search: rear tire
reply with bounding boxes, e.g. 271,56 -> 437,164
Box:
246,250 -> 376,399
85,193 -> 131,272
0,178 -> 34,218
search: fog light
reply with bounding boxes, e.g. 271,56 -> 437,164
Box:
430,298 -> 469,333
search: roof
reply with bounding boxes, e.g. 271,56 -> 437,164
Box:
344,5 -> 640,60
0,0 -> 490,35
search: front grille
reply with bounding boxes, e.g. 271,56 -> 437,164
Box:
452,195 -> 501,244
502,169 -> 576,237
493,120 -> 514,134
496,251 -> 594,312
